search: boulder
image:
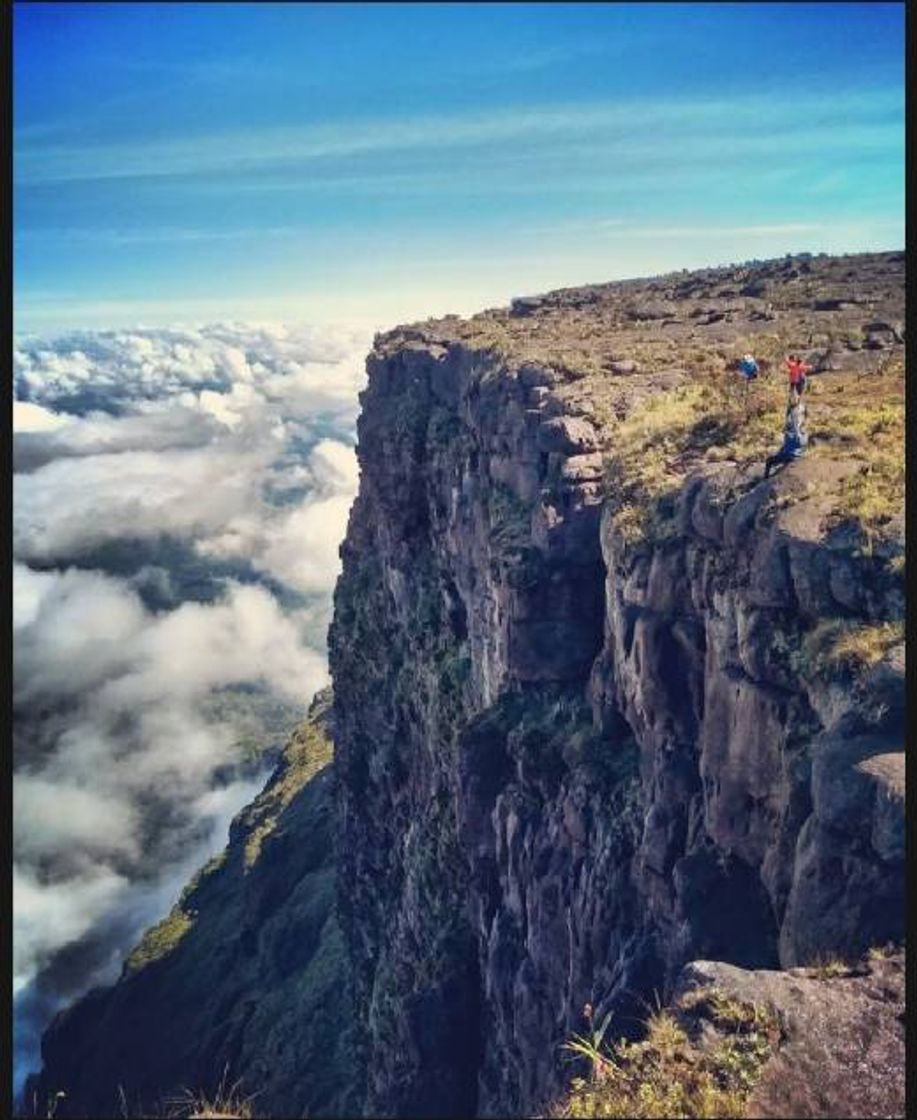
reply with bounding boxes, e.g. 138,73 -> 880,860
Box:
536,416 -> 600,455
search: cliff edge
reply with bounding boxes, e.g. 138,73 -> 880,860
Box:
329,248 -> 904,1116
29,250 -> 905,1118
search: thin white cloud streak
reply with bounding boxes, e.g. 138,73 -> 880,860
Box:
15,226 -> 304,246
532,220 -> 829,239
15,88 -> 901,183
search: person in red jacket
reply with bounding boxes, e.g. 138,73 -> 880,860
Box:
785,353 -> 812,397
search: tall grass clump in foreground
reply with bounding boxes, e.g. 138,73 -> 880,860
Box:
22,1076 -> 258,1119
163,1070 -> 257,1118
549,995 -> 782,1118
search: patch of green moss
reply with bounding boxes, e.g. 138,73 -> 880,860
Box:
489,481 -> 532,552
244,719 -> 334,868
125,907 -> 194,973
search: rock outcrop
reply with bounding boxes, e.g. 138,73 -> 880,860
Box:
673,950 -> 906,1120
29,251 -> 905,1118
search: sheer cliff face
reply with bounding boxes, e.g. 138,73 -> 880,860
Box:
329,252 -> 905,1117
328,339 -> 633,1116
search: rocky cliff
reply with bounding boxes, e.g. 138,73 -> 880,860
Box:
29,250 -> 905,1118
26,691 -> 358,1120
328,249 -> 904,1117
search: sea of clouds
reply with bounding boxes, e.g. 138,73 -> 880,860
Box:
12,321 -> 370,1094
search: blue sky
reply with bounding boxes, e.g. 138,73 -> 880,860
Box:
14,2 -> 905,331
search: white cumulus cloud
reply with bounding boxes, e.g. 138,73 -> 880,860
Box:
13,320 -> 369,1092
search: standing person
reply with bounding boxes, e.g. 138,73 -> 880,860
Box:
764,397 -> 808,477
785,353 -> 813,396
738,352 -> 759,417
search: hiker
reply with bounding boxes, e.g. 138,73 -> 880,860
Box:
785,353 -> 812,397
738,353 -> 759,380
764,397 -> 808,477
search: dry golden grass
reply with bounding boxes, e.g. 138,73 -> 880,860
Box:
801,953 -> 857,980
549,998 -> 781,1119
598,351 -> 903,545
809,356 -> 904,530
601,372 -> 786,542
163,1070 -> 258,1119
801,619 -> 903,680
169,1093 -> 254,1119
23,1078 -> 259,1119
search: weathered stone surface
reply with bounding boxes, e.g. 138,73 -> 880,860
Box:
559,452 -> 605,482
779,733 -> 905,965
610,358 -> 638,373
536,415 -> 600,454
675,952 -> 905,1119
510,295 -> 545,316
625,300 -> 674,320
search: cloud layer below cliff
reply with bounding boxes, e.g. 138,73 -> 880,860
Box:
12,321 -> 368,1092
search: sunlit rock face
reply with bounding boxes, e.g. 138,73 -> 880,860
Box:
329,250 -> 904,1116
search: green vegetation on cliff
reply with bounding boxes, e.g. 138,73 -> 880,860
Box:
552,996 -> 781,1119
28,690 -> 357,1120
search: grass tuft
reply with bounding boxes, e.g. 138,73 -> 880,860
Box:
802,952 -> 857,980
800,619 -> 903,681
551,993 -> 781,1118
163,1068 -> 257,1119
125,908 -> 194,974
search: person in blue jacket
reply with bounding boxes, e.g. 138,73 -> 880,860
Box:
764,397 -> 808,477
739,352 -> 759,380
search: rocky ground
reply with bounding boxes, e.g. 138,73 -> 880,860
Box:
677,949 -> 906,1120
550,948 -> 904,1119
